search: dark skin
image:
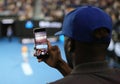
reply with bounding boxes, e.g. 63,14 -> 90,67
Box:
71,28 -> 110,66
34,28 -> 110,76
72,42 -> 109,66
34,40 -> 72,76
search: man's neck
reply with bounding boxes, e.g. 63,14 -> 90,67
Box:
73,53 -> 106,67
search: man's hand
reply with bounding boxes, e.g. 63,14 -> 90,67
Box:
34,40 -> 63,68
34,40 -> 72,76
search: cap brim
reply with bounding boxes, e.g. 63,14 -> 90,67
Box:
54,31 -> 63,36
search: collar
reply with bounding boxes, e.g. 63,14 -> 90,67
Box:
71,61 -> 111,74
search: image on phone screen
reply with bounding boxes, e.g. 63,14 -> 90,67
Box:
34,28 -> 48,55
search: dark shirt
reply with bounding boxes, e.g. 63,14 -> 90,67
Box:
50,61 -> 120,84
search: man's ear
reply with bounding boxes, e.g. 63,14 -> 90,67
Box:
69,39 -> 75,53
65,38 -> 75,53
64,38 -> 74,69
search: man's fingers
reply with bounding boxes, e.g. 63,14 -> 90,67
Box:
38,59 -> 42,62
34,49 -> 41,56
47,40 -> 52,49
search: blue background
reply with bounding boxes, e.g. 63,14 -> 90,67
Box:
0,37 -> 66,84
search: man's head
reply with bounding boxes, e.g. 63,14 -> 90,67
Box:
56,6 -> 112,43
64,27 -> 111,68
56,6 -> 113,68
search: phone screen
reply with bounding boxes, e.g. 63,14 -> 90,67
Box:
34,28 -> 48,55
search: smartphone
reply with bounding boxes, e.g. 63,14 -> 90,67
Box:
33,28 -> 48,58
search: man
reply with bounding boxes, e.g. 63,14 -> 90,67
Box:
34,6 -> 120,84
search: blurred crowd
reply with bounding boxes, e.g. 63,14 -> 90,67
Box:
0,0 -> 120,22
0,0 -> 34,20
39,0 -> 120,22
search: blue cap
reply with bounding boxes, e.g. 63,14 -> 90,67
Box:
55,6 -> 112,43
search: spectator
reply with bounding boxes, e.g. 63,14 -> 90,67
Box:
6,25 -> 13,42
34,6 -> 120,84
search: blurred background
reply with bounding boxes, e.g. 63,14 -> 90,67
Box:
0,0 -> 120,84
